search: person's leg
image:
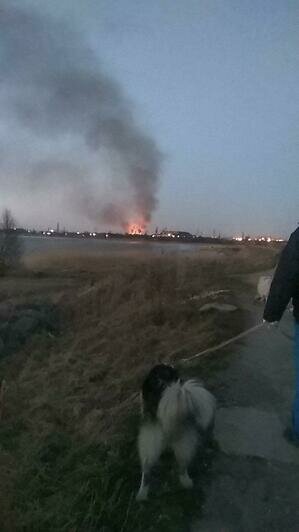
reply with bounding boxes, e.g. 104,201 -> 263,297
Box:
293,321 -> 299,437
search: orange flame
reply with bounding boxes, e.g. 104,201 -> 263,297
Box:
127,222 -> 146,235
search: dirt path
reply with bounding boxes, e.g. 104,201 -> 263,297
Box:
192,288 -> 299,531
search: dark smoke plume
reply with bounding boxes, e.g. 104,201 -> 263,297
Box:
0,1 -> 162,230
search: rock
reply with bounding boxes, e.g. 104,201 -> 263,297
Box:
14,304 -> 59,333
0,302 -> 14,321
199,303 -> 238,313
9,315 -> 40,342
0,337 -> 4,356
188,290 -> 231,303
189,295 -> 202,301
201,289 -> 231,299
0,321 -> 9,341
5,315 -> 39,353
15,308 -> 44,322
0,302 -> 59,355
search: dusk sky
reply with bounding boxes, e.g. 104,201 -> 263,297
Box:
1,0 -> 298,237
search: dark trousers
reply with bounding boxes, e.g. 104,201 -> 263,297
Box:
293,321 -> 299,437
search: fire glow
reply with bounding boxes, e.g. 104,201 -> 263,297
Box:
127,222 -> 146,235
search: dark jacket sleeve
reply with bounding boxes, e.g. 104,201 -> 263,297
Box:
263,228 -> 299,322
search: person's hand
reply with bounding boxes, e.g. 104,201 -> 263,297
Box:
263,319 -> 279,329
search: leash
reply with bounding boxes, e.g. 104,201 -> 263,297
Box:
178,322 -> 265,366
127,324 -> 264,404
131,319 -> 293,403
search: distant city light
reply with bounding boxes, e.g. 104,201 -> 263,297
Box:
20,226 -> 286,243
233,235 -> 285,244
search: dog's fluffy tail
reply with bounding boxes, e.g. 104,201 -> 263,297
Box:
157,379 -> 216,435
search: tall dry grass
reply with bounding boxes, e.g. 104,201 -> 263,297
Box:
11,246 -> 279,441
0,244 -> 279,530
16,253 -> 249,439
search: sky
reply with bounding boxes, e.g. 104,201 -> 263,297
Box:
0,0 -> 298,237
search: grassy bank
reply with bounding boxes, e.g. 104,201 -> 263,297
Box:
0,245 -> 279,530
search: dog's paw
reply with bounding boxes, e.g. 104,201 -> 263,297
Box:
136,486 -> 149,501
179,472 -> 194,489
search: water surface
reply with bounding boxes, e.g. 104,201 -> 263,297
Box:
22,235 -> 202,257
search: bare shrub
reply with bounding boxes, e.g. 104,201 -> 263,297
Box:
0,209 -> 23,274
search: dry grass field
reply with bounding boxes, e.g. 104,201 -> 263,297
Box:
0,244 -> 280,531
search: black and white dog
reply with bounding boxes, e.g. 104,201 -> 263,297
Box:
136,364 -> 216,501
